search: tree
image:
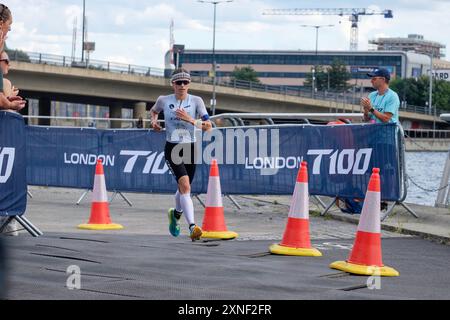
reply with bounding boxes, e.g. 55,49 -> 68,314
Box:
433,79 -> 450,110
4,45 -> 31,62
327,59 -> 351,91
304,65 -> 329,91
390,76 -> 450,111
304,59 -> 351,91
231,66 -> 260,83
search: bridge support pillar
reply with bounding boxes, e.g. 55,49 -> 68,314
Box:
110,102 -> 122,128
133,102 -> 147,128
38,97 -> 51,126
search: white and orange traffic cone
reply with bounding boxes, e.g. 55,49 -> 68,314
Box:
201,159 -> 238,240
78,160 -> 123,230
330,168 -> 399,276
269,161 -> 322,256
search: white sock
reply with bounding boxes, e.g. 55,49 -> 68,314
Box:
180,193 -> 195,226
175,190 -> 183,213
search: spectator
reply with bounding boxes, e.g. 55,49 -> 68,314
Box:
361,68 -> 400,124
0,4 -> 25,111
0,4 -> 22,236
1,50 -> 19,97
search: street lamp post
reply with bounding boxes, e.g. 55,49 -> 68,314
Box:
81,0 -> 86,63
198,0 -> 233,116
429,53 -> 436,137
429,53 -> 433,116
300,24 -> 334,99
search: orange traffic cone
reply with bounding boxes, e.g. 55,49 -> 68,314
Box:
78,160 -> 123,230
330,168 -> 399,276
269,161 -> 322,256
201,159 -> 238,240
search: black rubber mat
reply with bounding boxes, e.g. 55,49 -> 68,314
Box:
2,233 -> 450,300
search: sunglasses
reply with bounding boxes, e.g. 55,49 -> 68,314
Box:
174,80 -> 190,86
0,59 -> 9,65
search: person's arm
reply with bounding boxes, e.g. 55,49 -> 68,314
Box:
0,93 -> 26,111
361,96 -> 393,123
150,97 -> 163,131
175,97 -> 212,131
176,111 -> 212,131
361,97 -> 373,122
378,93 -> 399,123
195,97 -> 212,131
371,109 -> 393,123
3,79 -> 12,97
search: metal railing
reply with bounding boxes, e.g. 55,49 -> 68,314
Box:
8,49 -> 448,117
210,112 -> 364,127
399,103 -> 444,116
8,51 -> 165,78
23,115 -> 156,129
192,75 -> 366,106
404,129 -> 450,139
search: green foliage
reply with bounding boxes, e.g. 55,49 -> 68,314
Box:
390,76 -> 450,110
231,66 -> 260,83
304,65 -> 327,91
4,45 -> 31,62
329,59 -> 352,90
304,59 -> 352,91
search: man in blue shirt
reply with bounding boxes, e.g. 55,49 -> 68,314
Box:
361,68 -> 400,124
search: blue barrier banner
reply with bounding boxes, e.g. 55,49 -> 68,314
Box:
26,127 -> 99,189
0,112 -> 27,217
26,123 -> 400,201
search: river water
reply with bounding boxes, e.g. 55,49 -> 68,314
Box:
405,152 -> 447,206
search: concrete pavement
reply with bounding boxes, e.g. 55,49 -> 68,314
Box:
243,194 -> 450,245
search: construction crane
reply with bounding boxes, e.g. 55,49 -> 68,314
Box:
263,8 -> 393,51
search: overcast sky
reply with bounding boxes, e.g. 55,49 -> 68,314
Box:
4,0 -> 450,69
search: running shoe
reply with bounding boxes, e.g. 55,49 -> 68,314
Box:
189,225 -> 202,241
168,208 -> 180,237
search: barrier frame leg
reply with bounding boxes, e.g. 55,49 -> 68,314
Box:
381,201 -> 419,221
0,216 -> 13,234
27,190 -> 33,199
193,194 -> 205,208
15,216 -> 43,237
109,191 -> 133,207
1,216 -> 43,237
76,189 -> 91,205
226,195 -> 241,210
313,195 -> 327,210
320,197 -> 337,216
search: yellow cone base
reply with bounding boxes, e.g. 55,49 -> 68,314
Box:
201,230 -> 238,240
269,244 -> 322,257
77,223 -> 124,230
330,261 -> 399,277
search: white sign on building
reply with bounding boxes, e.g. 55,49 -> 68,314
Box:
432,70 -> 450,81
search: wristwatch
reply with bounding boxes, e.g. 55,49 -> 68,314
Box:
369,107 -> 375,113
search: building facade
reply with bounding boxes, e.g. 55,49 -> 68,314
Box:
166,49 -> 432,89
369,34 -> 445,59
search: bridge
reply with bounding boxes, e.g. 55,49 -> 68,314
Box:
7,51 -> 444,129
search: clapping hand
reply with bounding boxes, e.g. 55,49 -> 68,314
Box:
360,97 -> 372,113
8,96 -> 26,111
